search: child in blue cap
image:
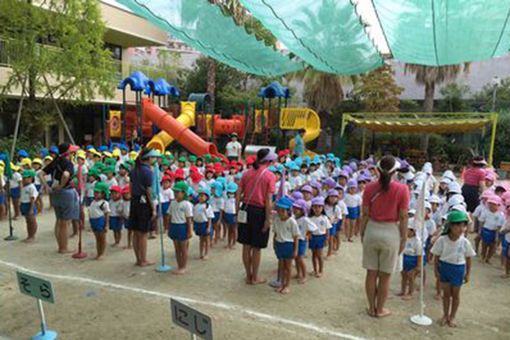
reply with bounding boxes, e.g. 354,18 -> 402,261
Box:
193,187 -> 214,260
224,182 -> 238,249
273,196 -> 299,294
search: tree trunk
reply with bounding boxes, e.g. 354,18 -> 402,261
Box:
420,81 -> 435,152
207,57 -> 216,112
44,126 -> 50,148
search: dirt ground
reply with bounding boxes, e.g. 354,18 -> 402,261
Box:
0,196 -> 509,340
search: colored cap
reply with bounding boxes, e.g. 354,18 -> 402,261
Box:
428,195 -> 441,204
448,182 -> 461,194
447,210 -> 469,224
323,177 -> 336,188
347,179 -> 357,188
189,155 -> 197,162
161,175 -> 172,182
173,181 -> 188,193
310,181 -> 321,189
311,197 -> 325,206
290,191 -> 304,202
487,196 -> 502,206
197,187 -> 211,197
110,186 -> 122,193
293,199 -> 307,211
301,185 -> 313,193
121,186 -> 130,194
142,149 -> 160,160
175,169 -> 185,179
327,189 -> 339,197
178,156 -> 187,162
20,158 -> 32,167
112,149 -> 121,157
226,182 -> 238,193
276,197 -> 293,209
93,182 -> 110,195
22,169 -> 36,178
18,149 -> 29,158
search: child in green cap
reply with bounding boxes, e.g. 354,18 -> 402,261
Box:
20,170 -> 38,242
89,182 -> 111,260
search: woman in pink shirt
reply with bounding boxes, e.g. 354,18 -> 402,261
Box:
461,156 -> 486,212
360,155 -> 410,318
236,149 -> 276,285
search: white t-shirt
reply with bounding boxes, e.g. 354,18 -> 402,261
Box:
473,204 -> 486,220
212,197 -> 224,212
479,210 -> 506,231
109,199 -> 124,217
168,200 -> 193,224
431,235 -> 476,265
309,170 -> 322,182
288,175 -> 303,191
344,193 -> 362,208
225,141 -> 242,157
34,170 -> 41,185
295,216 -> 318,241
122,200 -> 130,219
85,181 -> 96,198
337,200 -> 348,217
193,202 -> 214,223
106,177 -> 118,187
324,204 -> 342,225
273,216 -> 299,243
20,183 -> 38,203
275,181 -> 291,196
309,215 -> 332,235
224,197 -> 236,214
117,175 -> 129,188
424,219 -> 437,240
159,187 -> 174,204
10,172 -> 22,188
404,236 -> 423,256
89,199 -> 110,219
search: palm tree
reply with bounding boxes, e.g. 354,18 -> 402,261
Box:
404,64 -> 469,150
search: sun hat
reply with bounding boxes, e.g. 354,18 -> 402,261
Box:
226,182 -> 238,193
197,187 -> 211,197
20,158 -> 32,167
276,197 -> 293,209
327,189 -> 339,197
110,186 -> 122,193
21,169 -> 36,178
310,181 -> 322,189
121,186 -> 130,194
441,170 -> 456,182
311,196 -> 325,206
260,152 -> 277,163
323,177 -> 336,188
290,191 -> 304,202
485,172 -> 496,181
142,149 -> 160,160
112,149 -> 121,157
173,181 -> 189,193
487,196 -> 502,206
301,185 -> 313,193
347,179 -> 357,188
448,182 -> 461,194
18,149 -> 29,158
293,199 -> 308,211
93,182 -> 110,198
428,195 -> 441,204
447,210 -> 469,224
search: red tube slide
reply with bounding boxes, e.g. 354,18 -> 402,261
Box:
142,98 -> 218,156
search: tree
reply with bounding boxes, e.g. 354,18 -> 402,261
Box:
404,64 -> 469,150
0,0 -> 115,143
473,77 -> 510,112
438,83 -> 470,112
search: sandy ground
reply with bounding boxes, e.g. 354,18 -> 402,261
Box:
0,196 -> 509,340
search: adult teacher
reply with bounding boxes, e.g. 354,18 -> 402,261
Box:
360,155 -> 410,318
461,156 -> 486,213
225,133 -> 242,161
236,148 -> 276,285
39,143 -> 80,253
129,147 -> 159,266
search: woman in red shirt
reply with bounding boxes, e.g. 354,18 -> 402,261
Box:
461,156 -> 486,212
360,155 -> 410,318
236,149 -> 277,285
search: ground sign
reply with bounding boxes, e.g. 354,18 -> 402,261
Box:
16,271 -> 54,304
170,299 -> 212,340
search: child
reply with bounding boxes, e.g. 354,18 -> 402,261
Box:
210,181 -> 224,246
398,225 -> 422,300
88,182 -> 110,260
473,191 -> 492,253
121,186 -> 133,249
31,158 -> 44,213
308,197 -> 332,278
160,175 -> 174,233
325,189 -> 342,257
293,199 -> 317,284
20,170 -> 38,242
273,197 -> 299,294
85,169 -> 99,206
479,196 -> 505,264
117,163 -> 130,187
167,181 -> 193,274
105,166 -> 118,187
501,219 -> 510,278
220,182 -> 236,247
10,164 -> 22,219
431,210 -> 475,327
344,179 -> 361,242
109,186 -> 124,247
193,187 -> 214,260
289,165 -> 303,192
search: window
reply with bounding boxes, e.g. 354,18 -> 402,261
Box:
105,42 -> 122,61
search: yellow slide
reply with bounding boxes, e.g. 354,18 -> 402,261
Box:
146,102 -> 196,152
279,107 -> 321,156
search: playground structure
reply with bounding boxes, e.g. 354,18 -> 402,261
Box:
113,72 -> 321,156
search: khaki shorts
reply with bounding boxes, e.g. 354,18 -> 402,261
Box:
362,220 -> 400,274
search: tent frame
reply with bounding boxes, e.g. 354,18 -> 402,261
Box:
341,112 -> 498,165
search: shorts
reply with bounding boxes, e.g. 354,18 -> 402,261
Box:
237,204 -> 270,249
20,202 -> 36,216
51,189 -> 80,221
10,187 -> 20,199
309,234 -> 326,250
194,222 -> 209,236
275,241 -> 295,260
212,211 -> 220,225
224,213 -> 236,226
330,224 -> 337,237
124,219 -> 131,230
110,216 -> 124,231
298,239 -> 307,256
129,198 -> 154,233
347,206 -> 359,220
0,192 -> 6,205
403,254 -> 418,272
439,261 -> 465,287
502,238 -> 510,258
85,197 -> 94,206
169,223 -> 188,241
90,216 -> 106,233
159,201 -> 170,216
482,228 -> 496,244
362,220 -> 400,274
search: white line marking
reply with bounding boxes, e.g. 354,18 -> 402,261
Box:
0,260 -> 368,340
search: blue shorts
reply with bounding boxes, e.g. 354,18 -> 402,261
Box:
124,220 -> 131,230
309,234 -> 326,250
298,239 -> 307,257
110,216 -> 124,231
224,213 -> 236,226
482,228 -> 496,244
0,192 -> 6,205
35,184 -> 42,193
403,254 -> 418,272
502,238 -> 510,258
85,197 -> 94,206
159,202 -> 170,217
90,216 -> 106,233
47,180 -> 53,187
439,261 -> 465,287
330,224 -> 337,237
275,241 -> 295,260
169,223 -> 188,241
194,222 -> 209,236
20,202 -> 36,216
10,187 -> 20,199
212,211 -> 220,225
347,206 -> 359,220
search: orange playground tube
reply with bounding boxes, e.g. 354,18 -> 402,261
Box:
143,98 -> 218,156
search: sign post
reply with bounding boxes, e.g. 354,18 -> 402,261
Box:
16,271 -> 58,340
170,299 -> 212,340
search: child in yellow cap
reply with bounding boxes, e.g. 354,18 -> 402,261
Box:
10,163 -> 22,219
32,158 -> 44,213
20,170 -> 39,242
0,161 -> 6,220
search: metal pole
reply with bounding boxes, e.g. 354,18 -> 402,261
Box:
11,78 -> 27,157
4,179 -> 17,241
191,333 -> 197,340
122,89 -> 126,142
37,299 -> 47,335
488,113 -> 498,166
43,76 -> 75,144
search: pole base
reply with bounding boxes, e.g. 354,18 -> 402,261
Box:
32,330 -> 58,340
156,265 -> 172,273
72,251 -> 88,259
4,235 -> 19,241
410,314 -> 433,326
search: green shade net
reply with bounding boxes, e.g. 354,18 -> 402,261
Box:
373,0 -> 510,66
240,0 -> 383,75
115,0 -> 302,76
